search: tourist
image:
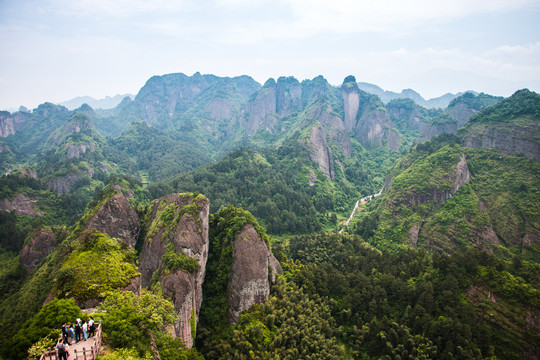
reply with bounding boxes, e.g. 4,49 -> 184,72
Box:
69,324 -> 75,344
75,319 -> 81,343
55,338 -> 69,360
61,323 -> 68,342
88,316 -> 95,337
82,320 -> 88,341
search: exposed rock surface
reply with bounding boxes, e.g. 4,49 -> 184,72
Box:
341,76 -> 401,151
419,122 -> 458,142
341,81 -> 360,132
138,193 -> 210,348
0,111 -> 29,137
46,174 -> 81,194
306,126 -> 335,179
20,229 -> 57,274
463,122 -> 540,162
402,154 -> 471,246
240,78 -> 278,135
448,102 -> 477,128
0,194 -> 43,216
228,224 -> 282,324
84,192 -> 140,247
307,102 -> 352,157
65,142 -> 96,159
276,76 -> 303,116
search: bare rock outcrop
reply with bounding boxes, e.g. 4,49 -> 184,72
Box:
20,229 -> 57,274
138,193 -> 209,348
341,81 -> 360,132
84,192 -> 140,247
306,126 -> 335,179
65,142 -> 96,159
463,123 -> 540,162
240,78 -> 278,135
0,194 -> 44,216
228,224 -> 282,324
46,174 -> 81,194
341,76 -> 401,151
0,111 -> 29,137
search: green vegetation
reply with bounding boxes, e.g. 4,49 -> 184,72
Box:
200,278 -> 344,360
468,89 -> 540,124
447,91 -> 502,110
286,233 -> 540,359
162,242 -> 199,273
198,205 -> 269,338
55,232 -> 139,302
99,290 -> 202,360
6,298 -> 82,360
1,74 -> 539,360
355,132 -> 540,259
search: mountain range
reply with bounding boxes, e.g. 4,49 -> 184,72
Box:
0,72 -> 539,360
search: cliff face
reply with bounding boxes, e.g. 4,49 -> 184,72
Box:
138,193 -> 210,348
84,192 -> 140,247
341,82 -> 360,132
276,76 -> 303,116
136,72 -> 218,124
228,224 -> 282,324
305,126 -> 335,179
0,194 -> 44,216
241,78 -> 278,135
448,102 -> 477,128
20,229 -> 57,274
340,76 -> 401,151
463,121 -> 540,162
0,111 -> 29,137
45,174 -> 82,194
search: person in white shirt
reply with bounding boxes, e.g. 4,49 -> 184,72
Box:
82,321 -> 88,341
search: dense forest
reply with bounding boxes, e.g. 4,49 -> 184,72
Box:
0,73 -> 539,359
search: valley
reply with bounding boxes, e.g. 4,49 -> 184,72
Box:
0,72 -> 539,360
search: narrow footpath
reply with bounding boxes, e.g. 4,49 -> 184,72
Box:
339,190 -> 382,233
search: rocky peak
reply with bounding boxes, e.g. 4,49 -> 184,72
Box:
20,229 -> 57,274
276,76 -> 302,116
135,72 -> 219,123
340,75 -> 360,132
83,192 -> 140,247
240,78 -> 278,135
0,110 -> 30,137
138,193 -> 210,348
228,224 -> 282,324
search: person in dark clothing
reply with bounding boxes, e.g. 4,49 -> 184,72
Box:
88,316 -> 95,337
75,320 -> 81,343
56,338 -> 69,360
61,323 -> 68,342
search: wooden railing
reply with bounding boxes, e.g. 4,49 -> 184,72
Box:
39,321 -> 102,360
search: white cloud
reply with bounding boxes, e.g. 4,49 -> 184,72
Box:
47,0 -> 196,18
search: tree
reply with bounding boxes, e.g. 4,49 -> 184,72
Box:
99,290 -> 177,359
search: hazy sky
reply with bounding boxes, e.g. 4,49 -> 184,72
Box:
1,0 -> 539,110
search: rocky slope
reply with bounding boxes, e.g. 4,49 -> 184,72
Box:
19,228 -> 57,274
83,189 -> 140,247
460,90 -> 540,162
0,111 -> 30,137
228,224 -> 282,324
418,92 -> 502,141
341,76 -> 400,150
0,194 -> 43,216
138,193 -> 210,348
361,133 -> 540,258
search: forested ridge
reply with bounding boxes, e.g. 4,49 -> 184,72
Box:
0,74 -> 539,359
